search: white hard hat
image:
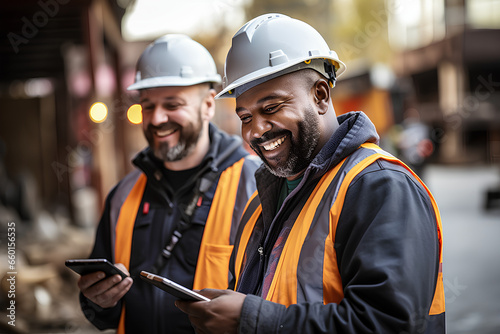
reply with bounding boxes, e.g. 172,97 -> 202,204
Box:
128,34 -> 221,91
216,13 -> 346,99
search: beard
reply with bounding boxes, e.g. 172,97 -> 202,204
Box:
251,107 -> 320,178
144,111 -> 203,162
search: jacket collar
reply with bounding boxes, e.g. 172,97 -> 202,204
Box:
308,111 -> 379,177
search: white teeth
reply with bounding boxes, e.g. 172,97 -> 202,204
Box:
263,136 -> 286,151
156,129 -> 176,137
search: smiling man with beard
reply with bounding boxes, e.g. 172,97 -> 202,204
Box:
77,34 -> 260,334
141,85 -> 207,165
176,14 -> 446,334
244,70 -> 324,179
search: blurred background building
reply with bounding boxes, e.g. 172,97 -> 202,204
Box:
0,0 -> 499,332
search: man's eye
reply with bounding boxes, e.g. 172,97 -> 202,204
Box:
240,115 -> 251,124
264,103 -> 281,113
165,104 -> 181,110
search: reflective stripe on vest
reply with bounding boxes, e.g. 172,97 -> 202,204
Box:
114,157 -> 248,334
235,143 -> 445,316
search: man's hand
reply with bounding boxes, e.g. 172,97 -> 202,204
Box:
175,289 -> 246,334
78,263 -> 133,309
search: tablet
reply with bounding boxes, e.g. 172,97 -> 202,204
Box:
65,259 -> 128,279
140,271 -> 210,302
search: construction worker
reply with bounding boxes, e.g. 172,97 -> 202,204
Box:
77,34 -> 260,333
176,14 -> 445,333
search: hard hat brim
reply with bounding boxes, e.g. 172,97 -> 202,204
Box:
128,75 -> 221,91
215,57 -> 345,99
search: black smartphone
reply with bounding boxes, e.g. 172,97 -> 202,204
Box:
140,271 -> 210,301
65,259 -> 128,279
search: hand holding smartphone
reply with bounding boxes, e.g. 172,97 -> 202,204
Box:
140,271 -> 210,302
65,259 -> 128,279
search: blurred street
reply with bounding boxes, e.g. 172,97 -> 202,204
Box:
425,164 -> 500,334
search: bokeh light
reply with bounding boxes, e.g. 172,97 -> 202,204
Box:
127,104 -> 142,124
89,102 -> 108,123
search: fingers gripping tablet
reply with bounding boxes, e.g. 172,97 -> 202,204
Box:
65,259 -> 128,279
140,271 -> 210,302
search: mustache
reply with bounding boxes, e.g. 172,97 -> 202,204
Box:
250,129 -> 289,148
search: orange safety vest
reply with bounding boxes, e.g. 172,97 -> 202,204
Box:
235,143 -> 445,315
114,157 -> 248,334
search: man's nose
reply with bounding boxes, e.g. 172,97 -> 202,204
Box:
251,116 -> 272,139
150,106 -> 169,125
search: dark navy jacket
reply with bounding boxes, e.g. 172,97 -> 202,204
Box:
234,112 -> 445,334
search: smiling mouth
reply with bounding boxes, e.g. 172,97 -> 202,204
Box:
262,135 -> 286,151
155,127 -> 178,137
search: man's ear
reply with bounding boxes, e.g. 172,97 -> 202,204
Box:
202,89 -> 216,121
314,79 -> 330,115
